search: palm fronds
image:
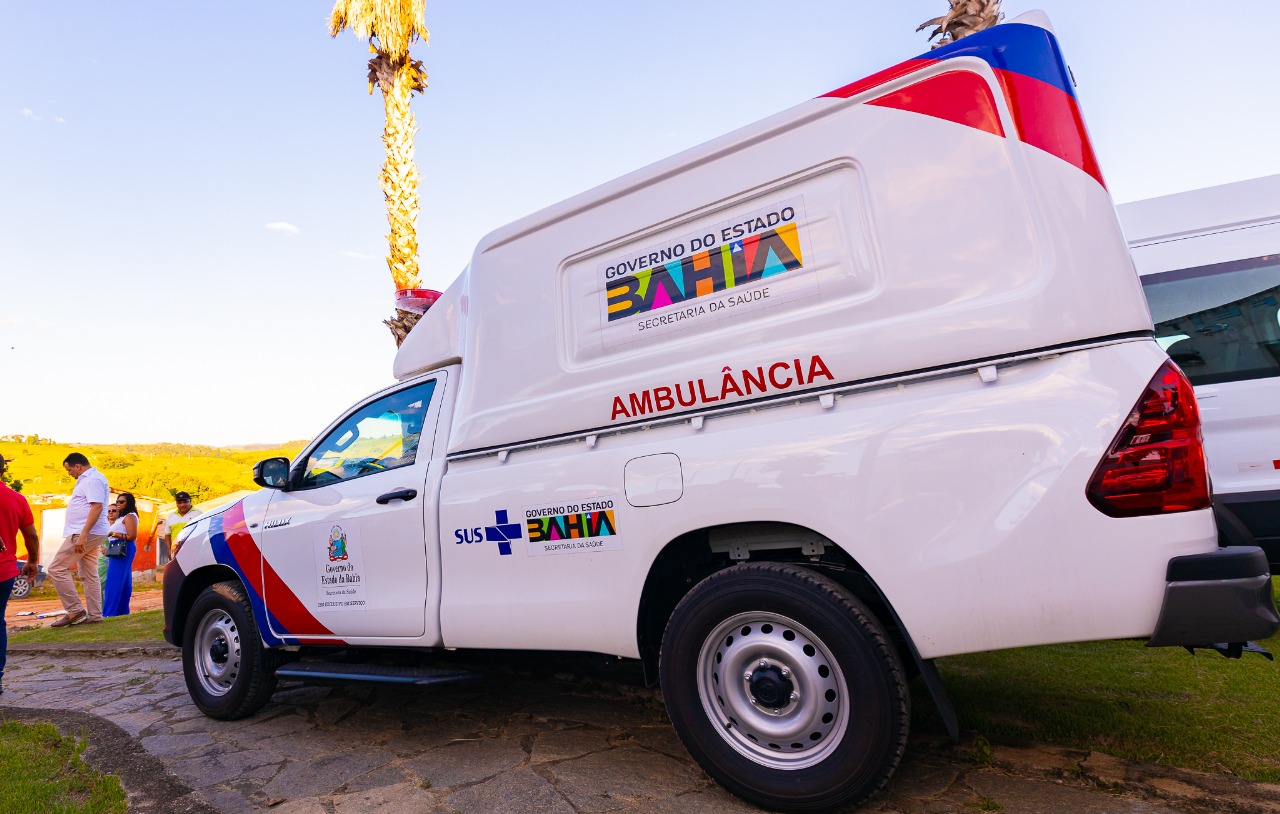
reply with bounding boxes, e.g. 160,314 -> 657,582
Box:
917,0 -> 1003,49
329,0 -> 428,59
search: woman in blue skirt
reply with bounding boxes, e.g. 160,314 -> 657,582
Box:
103,492 -> 138,616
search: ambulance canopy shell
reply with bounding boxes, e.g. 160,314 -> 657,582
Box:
394,13 -> 1152,456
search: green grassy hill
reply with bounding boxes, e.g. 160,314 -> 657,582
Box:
0,437 -> 306,502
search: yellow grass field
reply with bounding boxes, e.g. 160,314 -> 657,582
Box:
0,438 -> 305,503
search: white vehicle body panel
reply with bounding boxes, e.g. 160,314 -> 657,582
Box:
437,340 -> 1211,660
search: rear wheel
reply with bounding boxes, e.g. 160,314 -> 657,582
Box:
660,562 -> 909,812
182,581 -> 280,720
10,575 -> 31,599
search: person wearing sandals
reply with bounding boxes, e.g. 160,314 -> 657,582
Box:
50,452 -> 108,627
103,492 -> 138,617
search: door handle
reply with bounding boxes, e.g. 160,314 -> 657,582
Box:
376,488 -> 418,505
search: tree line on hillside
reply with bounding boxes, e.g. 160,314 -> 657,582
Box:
0,440 -> 307,502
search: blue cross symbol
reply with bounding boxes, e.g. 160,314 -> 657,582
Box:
483,510 -> 522,556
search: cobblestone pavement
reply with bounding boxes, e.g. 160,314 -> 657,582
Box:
2,645 -> 1276,813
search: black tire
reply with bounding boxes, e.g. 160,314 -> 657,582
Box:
182,581 -> 281,720
659,562 -> 909,813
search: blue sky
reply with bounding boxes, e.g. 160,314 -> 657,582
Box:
2,1 -> 1278,446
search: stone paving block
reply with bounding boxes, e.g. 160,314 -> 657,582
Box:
261,748 -> 398,800
447,768 -> 577,814
194,785 -> 258,814
141,731 -> 218,758
263,798 -> 329,814
561,791 -> 632,813
311,688 -> 375,728
251,710 -> 318,737
1143,777 -> 1211,802
380,717 -> 490,756
1083,751 -> 1132,789
95,693 -> 167,715
620,724 -> 690,762
158,692 -> 199,710
107,710 -> 165,737
331,781 -> 437,812
341,763 -> 417,794
403,738 -> 528,788
530,726 -> 613,764
271,683 -> 338,707
152,674 -> 189,693
168,748 -> 286,788
328,694 -> 419,734
968,771 -> 1188,813
527,694 -> 667,730
992,743 -> 1089,778
256,730 -> 381,761
875,754 -> 962,801
550,745 -> 705,801
612,786 -> 762,814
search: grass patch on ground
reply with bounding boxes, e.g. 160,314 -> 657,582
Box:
23,579 -> 163,603
9,609 -> 165,644
0,720 -> 127,813
915,577 -> 1280,782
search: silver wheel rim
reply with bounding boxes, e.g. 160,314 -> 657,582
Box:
11,578 -> 28,598
194,608 -> 242,698
697,612 -> 849,770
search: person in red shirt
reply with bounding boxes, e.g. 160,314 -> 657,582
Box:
0,455 -> 40,695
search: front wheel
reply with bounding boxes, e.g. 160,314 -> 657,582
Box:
660,562 -> 909,813
182,581 -> 280,720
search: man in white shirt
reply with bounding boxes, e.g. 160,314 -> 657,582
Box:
49,452 -> 109,627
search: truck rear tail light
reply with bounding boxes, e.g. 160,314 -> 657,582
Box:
1086,360 -> 1210,517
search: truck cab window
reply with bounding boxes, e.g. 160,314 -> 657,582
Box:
299,380 -> 436,488
1141,256 -> 1280,386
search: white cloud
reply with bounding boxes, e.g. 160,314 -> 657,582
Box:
53,116 -> 65,124
341,250 -> 378,260
20,108 -> 39,120
265,221 -> 300,236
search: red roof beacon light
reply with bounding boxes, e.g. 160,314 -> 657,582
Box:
1086,360 -> 1211,518
395,288 -> 442,315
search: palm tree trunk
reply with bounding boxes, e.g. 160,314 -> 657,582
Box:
374,56 -> 426,344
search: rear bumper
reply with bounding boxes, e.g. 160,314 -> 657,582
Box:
1147,546 -> 1280,647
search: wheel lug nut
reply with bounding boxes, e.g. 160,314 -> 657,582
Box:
749,697 -> 757,704
789,692 -> 799,702
744,672 -> 753,681
780,668 -> 789,678
759,659 -> 768,668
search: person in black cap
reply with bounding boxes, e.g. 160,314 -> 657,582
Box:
158,492 -> 201,566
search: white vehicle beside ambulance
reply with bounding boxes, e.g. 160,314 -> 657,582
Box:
1119,175 -> 1280,565
164,13 -> 1278,812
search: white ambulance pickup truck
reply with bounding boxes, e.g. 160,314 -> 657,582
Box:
163,13 -> 1278,812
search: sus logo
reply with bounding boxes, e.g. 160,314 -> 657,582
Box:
328,525 -> 349,562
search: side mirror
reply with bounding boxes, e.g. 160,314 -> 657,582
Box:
253,457 -> 291,490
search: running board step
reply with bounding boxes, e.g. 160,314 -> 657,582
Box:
275,661 -> 479,686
